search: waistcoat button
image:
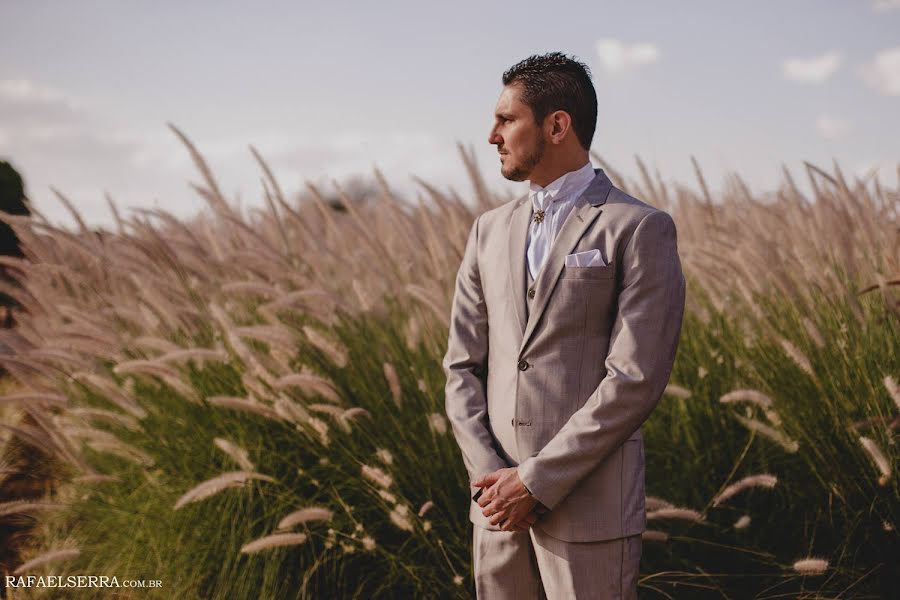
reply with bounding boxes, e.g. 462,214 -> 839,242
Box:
517,359 -> 529,371
527,288 -> 535,298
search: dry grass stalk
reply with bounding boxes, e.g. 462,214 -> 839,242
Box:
383,362 -> 402,407
663,384 -> 692,399
712,474 -> 778,506
274,372 -> 342,404
733,414 -> 800,453
240,532 -> 307,554
361,464 -> 393,489
174,471 -> 276,510
792,557 -> 828,575
858,436 -> 892,485
647,507 -> 705,522
13,548 -> 80,575
719,389 -> 774,409
213,438 -> 255,471
276,507 -> 334,530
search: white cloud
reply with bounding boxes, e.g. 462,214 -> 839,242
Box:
815,115 -> 851,141
859,46 -> 900,96
872,0 -> 900,12
781,51 -> 842,83
594,39 -> 660,74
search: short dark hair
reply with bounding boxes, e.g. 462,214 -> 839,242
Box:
502,52 -> 597,151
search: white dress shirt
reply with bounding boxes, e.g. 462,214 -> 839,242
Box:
526,160 -> 596,279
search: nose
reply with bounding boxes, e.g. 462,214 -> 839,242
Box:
488,125 -> 501,147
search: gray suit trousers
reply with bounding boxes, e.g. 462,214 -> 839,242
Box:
473,525 -> 641,599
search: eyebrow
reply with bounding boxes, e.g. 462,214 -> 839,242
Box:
495,112 -> 514,119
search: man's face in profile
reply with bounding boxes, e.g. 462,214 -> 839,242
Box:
488,82 -> 546,182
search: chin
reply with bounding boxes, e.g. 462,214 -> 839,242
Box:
501,165 -> 527,182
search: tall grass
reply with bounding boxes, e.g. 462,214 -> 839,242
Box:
0,126 -> 897,598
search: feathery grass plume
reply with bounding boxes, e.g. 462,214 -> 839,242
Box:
362,464 -> 393,489
733,414 -> 800,453
158,348 -> 229,366
734,515 -> 752,530
0,391 -> 69,408
71,372 -> 148,419
712,474 -> 778,506
276,507 -> 334,530
69,407 -> 140,431
697,366 -> 708,379
417,378 -> 427,393
641,530 -> 668,542
207,396 -> 282,422
647,507 -> 705,522
645,496 -> 674,511
158,372 -> 203,405
233,325 -> 298,355
383,362 -> 402,407
719,389 -> 774,409
240,532 -> 308,554
376,448 -> 394,465
361,535 -> 376,551
378,490 -> 398,504
72,474 -> 120,484
778,338 -> 815,378
273,395 -> 309,426
307,403 -> 344,418
221,280 -> 281,299
418,500 -> 434,517
858,436 -> 892,485
389,503 -> 414,532
306,417 -> 330,446
339,407 -> 372,433
792,557 -> 828,575
85,439 -> 155,466
302,325 -> 348,368
274,372 -> 342,404
174,471 -> 277,510
134,336 -> 180,354
427,413 -> 448,435
802,317 -> 825,349
884,375 -> 900,411
113,358 -> 181,380
13,548 -> 80,575
213,438 -> 254,471
0,500 -> 65,517
664,384 -> 692,399
26,348 -> 94,370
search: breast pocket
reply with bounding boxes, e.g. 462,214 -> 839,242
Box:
560,263 -> 616,280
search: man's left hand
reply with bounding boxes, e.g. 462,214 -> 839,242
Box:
473,467 -> 538,531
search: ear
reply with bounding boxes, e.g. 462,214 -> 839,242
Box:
548,110 -> 572,144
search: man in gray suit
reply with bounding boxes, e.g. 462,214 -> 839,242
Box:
442,52 -> 686,598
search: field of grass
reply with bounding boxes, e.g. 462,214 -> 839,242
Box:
0,129 -> 897,598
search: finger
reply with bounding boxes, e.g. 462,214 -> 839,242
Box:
473,473 -> 499,488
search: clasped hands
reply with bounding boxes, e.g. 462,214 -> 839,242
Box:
472,467 -> 548,532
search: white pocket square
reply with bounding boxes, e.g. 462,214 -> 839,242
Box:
565,249 -> 607,267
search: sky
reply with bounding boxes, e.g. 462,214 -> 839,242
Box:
1,0 -> 898,230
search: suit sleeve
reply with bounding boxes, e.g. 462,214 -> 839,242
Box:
443,214 -> 509,489
517,210 -> 686,510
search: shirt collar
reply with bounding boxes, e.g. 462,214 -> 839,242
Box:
529,160 -> 595,203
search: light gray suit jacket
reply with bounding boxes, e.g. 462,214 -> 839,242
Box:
442,168 -> 686,542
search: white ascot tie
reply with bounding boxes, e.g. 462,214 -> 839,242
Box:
526,188 -> 559,280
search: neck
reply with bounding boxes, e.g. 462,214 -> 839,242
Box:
528,153 -> 590,188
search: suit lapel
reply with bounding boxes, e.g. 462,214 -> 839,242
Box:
507,168 -> 614,355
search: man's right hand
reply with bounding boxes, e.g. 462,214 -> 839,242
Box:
505,504 -> 547,532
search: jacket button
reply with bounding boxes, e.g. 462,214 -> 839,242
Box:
511,418 -> 515,427
517,359 -> 529,371
527,288 -> 535,298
